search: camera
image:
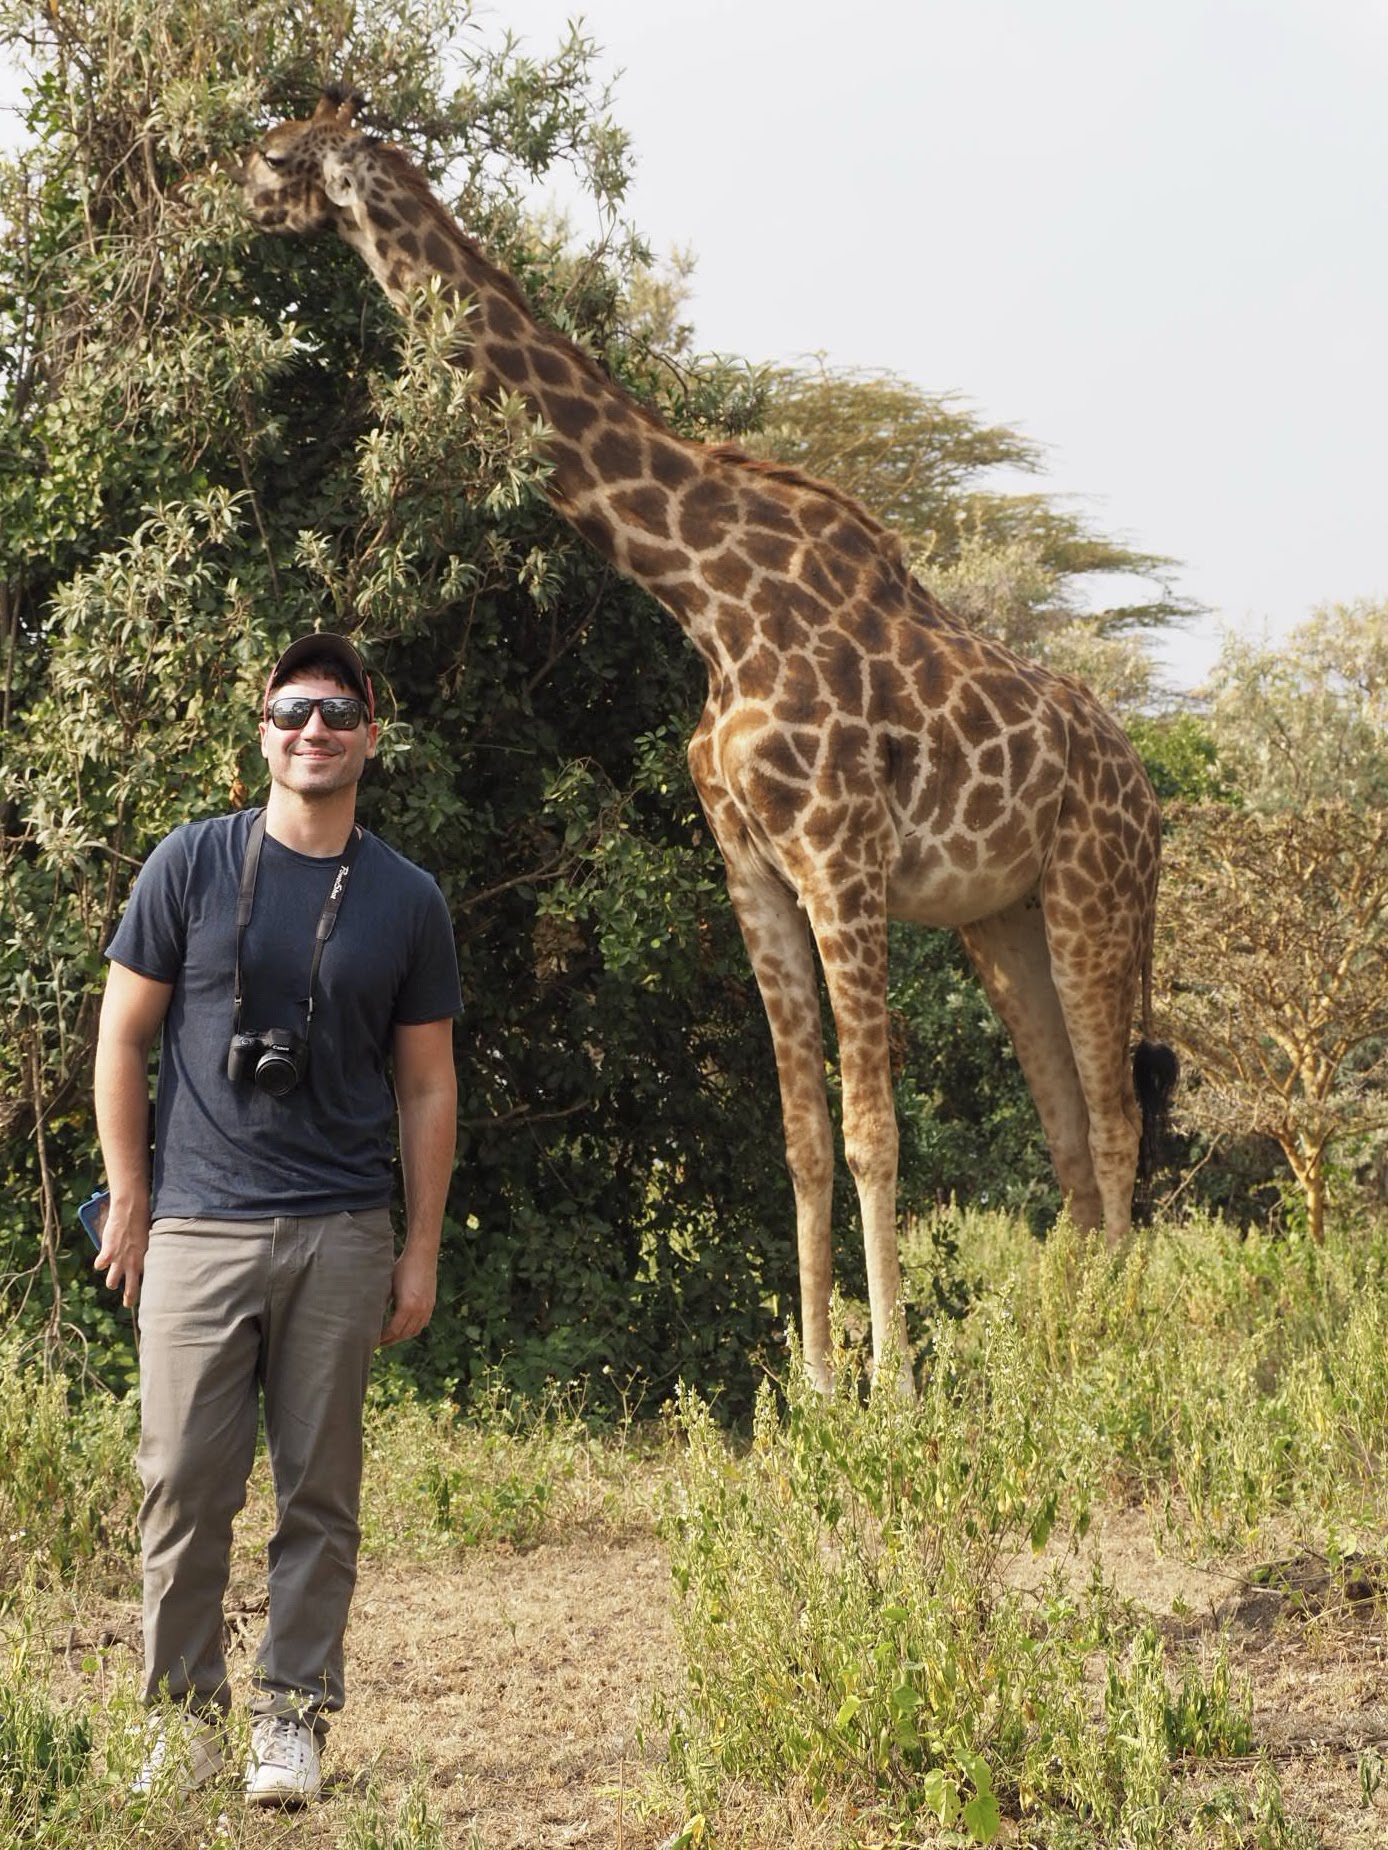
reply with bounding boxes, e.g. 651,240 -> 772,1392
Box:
227,1028 -> 309,1097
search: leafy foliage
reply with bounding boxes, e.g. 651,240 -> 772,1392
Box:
1208,600 -> 1388,810
1157,802 -> 1388,1241
1126,710 -> 1236,805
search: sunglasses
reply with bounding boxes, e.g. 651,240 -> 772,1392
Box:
266,695 -> 367,731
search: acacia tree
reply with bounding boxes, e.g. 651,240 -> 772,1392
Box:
1208,600 -> 1388,810
752,364 -> 1191,709
1157,802 -> 1388,1240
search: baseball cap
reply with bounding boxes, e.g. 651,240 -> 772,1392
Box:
265,631 -> 374,719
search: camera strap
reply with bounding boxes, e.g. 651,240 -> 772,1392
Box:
232,809 -> 364,1035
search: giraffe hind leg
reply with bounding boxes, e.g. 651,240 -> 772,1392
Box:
1045,946 -> 1146,1244
958,901 -> 1104,1231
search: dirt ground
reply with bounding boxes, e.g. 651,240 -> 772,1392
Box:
52,1512 -> 1388,1848
1011,1509 -> 1388,1848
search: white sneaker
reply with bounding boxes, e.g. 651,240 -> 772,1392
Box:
244,1714 -> 322,1806
131,1712 -> 224,1797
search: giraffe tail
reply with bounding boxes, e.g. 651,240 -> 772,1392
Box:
1133,1039 -> 1180,1186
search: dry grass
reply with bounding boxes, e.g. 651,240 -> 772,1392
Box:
32,1472 -> 1388,1848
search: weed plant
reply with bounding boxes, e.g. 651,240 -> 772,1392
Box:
359,1370 -> 671,1554
0,1629 -> 94,1844
665,1330 -> 1257,1844
339,1773 -> 458,1849
958,1209 -> 1388,1546
0,1334 -> 138,1593
0,1602 -> 457,1848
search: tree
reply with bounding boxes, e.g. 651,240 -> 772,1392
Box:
1207,600 -> 1388,810
0,0 -> 813,1403
1124,712 -> 1234,805
1156,802 -> 1388,1241
750,363 -> 1193,709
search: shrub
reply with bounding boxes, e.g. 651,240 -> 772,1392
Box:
0,1336 -> 139,1590
663,1314 -> 1261,1845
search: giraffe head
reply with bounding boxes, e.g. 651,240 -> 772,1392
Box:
237,88 -> 370,236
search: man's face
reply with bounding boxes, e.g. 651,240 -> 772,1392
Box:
258,672 -> 379,799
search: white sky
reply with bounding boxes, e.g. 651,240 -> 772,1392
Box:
5,1 -> 1386,693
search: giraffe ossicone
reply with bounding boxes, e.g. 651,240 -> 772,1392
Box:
237,90 -> 1177,1394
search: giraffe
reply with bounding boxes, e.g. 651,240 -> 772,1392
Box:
236,91 -> 1177,1390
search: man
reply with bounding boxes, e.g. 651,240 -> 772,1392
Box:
94,631 -> 460,1805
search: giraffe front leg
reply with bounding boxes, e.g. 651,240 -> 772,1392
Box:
809,900 -> 912,1397
721,866 -> 836,1391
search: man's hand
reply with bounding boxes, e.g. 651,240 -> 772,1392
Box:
96,1200 -> 151,1310
94,962 -> 171,1313
386,1017 -> 456,1348
379,1243 -> 438,1347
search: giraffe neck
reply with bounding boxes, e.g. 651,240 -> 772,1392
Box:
336,149 -> 734,651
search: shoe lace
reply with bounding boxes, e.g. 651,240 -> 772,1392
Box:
256,1715 -> 311,1768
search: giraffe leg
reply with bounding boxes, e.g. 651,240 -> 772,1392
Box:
1040,919 -> 1145,1245
806,898 -> 912,1395
1050,966 -> 1143,1244
959,900 -> 1104,1230
719,866 -> 836,1390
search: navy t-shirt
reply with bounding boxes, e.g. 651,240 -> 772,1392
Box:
106,810 -> 462,1219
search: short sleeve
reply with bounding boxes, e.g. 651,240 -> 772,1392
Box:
392,878 -> 463,1025
105,830 -> 190,982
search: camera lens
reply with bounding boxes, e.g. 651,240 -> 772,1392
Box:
254,1050 -> 301,1097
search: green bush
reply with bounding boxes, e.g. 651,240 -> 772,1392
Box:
0,1635 -> 94,1845
663,1316 -> 1264,1846
0,1336 -> 139,1589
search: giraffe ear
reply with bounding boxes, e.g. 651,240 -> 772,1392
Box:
318,83 -> 364,125
320,146 -> 359,208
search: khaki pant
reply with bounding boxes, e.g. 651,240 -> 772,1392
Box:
136,1211 -> 395,1731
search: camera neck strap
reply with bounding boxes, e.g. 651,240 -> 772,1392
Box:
232,809 -> 364,1034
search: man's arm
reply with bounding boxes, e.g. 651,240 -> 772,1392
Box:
93,962 -> 173,1308
383,1017 -> 458,1347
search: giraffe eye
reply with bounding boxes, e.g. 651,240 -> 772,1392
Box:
260,150 -> 288,171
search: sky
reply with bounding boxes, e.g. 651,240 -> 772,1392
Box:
3,0 -> 1385,693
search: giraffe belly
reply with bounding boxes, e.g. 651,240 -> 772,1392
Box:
885,846 -> 1042,930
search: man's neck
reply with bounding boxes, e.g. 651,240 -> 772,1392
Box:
263,789 -> 359,858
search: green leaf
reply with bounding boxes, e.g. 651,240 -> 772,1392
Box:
919,1767 -> 960,1825
963,1789 -> 1002,1843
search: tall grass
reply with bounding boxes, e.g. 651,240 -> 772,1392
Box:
359,1369 -> 668,1554
1,1208 -> 1382,1845
662,1209 -> 1388,1845
959,1208 -> 1388,1545
665,1332 -> 1256,1846
0,1335 -> 139,1593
